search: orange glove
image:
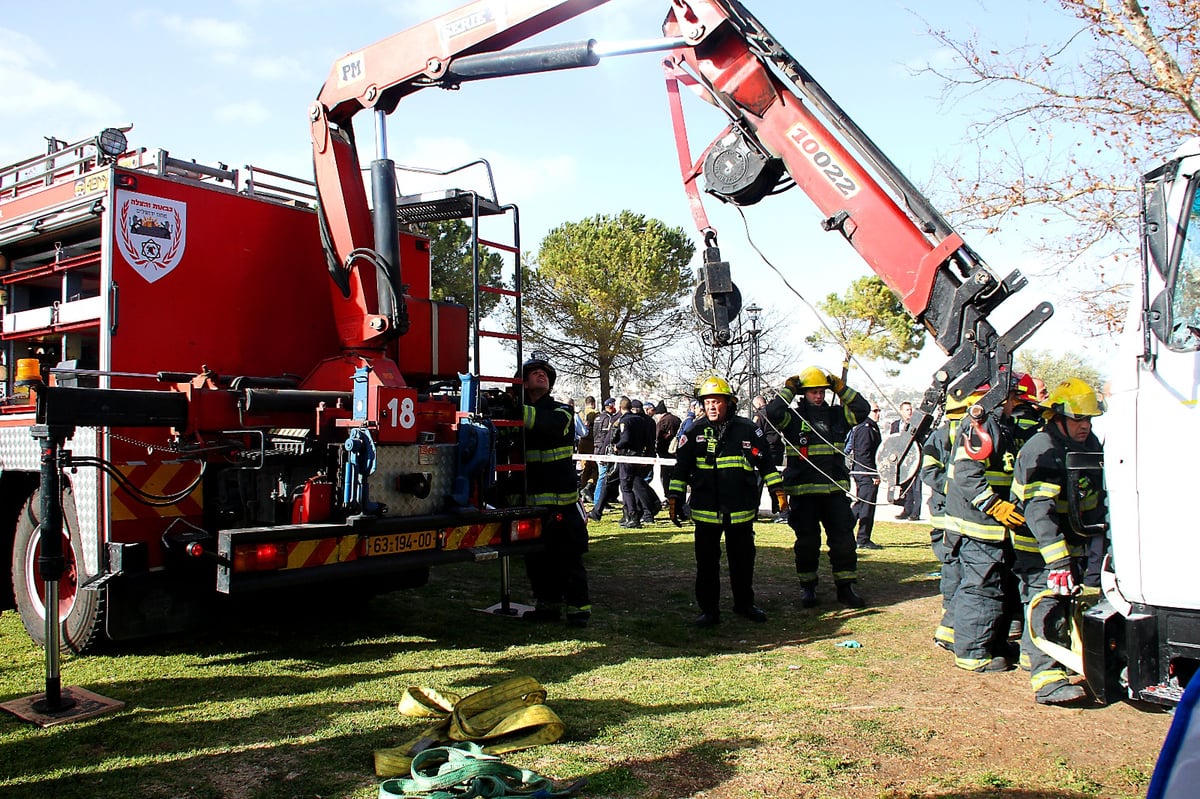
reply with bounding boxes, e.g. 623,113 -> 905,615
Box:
827,372 -> 846,393
668,496 -> 682,527
985,498 -> 1025,528
784,375 -> 802,394
773,490 -> 789,514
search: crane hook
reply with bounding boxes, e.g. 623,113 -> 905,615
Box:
963,405 -> 994,461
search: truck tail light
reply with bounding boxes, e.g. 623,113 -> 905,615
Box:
510,519 -> 540,542
232,543 -> 287,572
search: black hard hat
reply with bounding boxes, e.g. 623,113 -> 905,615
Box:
519,352 -> 556,391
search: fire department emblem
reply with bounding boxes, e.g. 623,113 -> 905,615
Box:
115,190 -> 187,283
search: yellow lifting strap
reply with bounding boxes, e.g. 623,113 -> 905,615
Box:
1026,586 -> 1102,677
374,676 -> 566,777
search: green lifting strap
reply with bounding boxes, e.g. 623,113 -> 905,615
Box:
378,742 -> 587,799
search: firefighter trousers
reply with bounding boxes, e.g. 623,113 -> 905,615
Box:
1013,555 -> 1075,698
952,536 -> 1008,670
931,528 -> 961,647
787,492 -> 857,585
524,504 -> 590,610
694,519 -> 756,615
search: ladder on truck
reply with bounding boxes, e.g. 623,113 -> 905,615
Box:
393,160 -> 533,617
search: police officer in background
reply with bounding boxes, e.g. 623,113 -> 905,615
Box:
1010,377 -> 1107,705
669,376 -> 785,626
588,397 -> 619,522
615,398 -> 660,528
766,366 -> 871,609
519,354 -> 591,627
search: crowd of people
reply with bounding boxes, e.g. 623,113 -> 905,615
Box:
517,354 -> 1106,706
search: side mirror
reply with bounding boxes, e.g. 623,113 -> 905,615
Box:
1148,289 -> 1172,344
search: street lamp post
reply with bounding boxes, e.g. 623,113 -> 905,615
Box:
746,304 -> 762,409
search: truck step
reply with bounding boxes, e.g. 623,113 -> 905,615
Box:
1139,681 -> 1185,706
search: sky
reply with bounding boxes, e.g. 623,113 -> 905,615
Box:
0,0 -> 1121,404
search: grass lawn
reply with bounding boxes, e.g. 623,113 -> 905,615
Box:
0,517 -> 1168,798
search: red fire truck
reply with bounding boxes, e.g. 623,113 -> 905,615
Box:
0,130 -> 543,651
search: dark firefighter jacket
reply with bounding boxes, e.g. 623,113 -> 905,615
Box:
668,415 -> 783,524
765,385 -> 869,495
920,416 -> 962,529
944,410 -> 1019,543
1010,421 -> 1106,568
522,393 -> 578,507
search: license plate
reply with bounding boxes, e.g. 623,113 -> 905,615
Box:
362,531 -> 437,557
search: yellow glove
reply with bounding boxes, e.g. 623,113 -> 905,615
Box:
668,496 -> 682,527
985,498 -> 1025,528
827,372 -> 846,393
784,375 -> 802,394
773,489 -> 789,514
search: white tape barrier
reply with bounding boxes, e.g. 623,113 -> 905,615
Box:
572,453 -> 674,466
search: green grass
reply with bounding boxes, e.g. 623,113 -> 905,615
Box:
0,519 -> 1163,798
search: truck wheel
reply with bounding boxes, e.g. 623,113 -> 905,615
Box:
11,488 -> 105,653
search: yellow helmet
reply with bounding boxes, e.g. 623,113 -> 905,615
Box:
944,385 -> 989,416
1044,377 -> 1106,419
698,375 -> 736,400
797,366 -> 831,390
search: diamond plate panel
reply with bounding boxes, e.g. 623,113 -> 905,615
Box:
372,443 -> 457,516
0,425 -> 102,573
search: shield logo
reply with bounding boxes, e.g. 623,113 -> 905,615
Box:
115,190 -> 187,283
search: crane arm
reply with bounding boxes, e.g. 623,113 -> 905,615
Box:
309,0 -> 610,351
663,0 -> 1051,455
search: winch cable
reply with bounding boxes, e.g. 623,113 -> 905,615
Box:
733,205 -> 908,419
732,206 -> 932,505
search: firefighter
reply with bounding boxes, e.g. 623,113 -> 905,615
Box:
945,380 -> 1028,673
921,389 -> 979,652
1010,377 -> 1107,705
765,366 -> 870,609
519,354 -> 591,627
668,376 -> 785,626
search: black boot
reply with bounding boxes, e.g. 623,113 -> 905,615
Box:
836,582 -> 866,609
800,584 -> 818,608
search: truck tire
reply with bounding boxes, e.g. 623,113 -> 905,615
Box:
11,487 -> 105,653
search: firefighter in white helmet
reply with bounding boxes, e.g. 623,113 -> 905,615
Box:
668,376 -> 785,627
1009,377 -> 1107,705
765,366 -> 871,609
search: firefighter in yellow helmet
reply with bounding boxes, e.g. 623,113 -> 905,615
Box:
764,366 -> 871,608
668,375 -> 785,627
921,386 -> 986,652
1009,377 -> 1107,705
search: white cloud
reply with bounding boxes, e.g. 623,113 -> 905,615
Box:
396,137 -> 578,206
159,14 -> 252,52
214,101 -> 271,125
249,55 -> 305,81
0,27 -> 122,164
0,27 -> 47,69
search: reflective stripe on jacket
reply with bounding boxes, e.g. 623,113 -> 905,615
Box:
669,415 -> 782,521
1010,422 -> 1105,567
523,395 -> 579,507
943,411 -> 1018,542
764,385 -> 869,495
